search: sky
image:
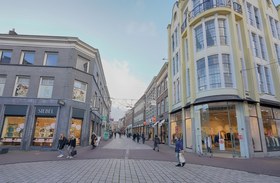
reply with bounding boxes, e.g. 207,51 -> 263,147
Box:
1,0 -> 280,120
0,0 -> 176,120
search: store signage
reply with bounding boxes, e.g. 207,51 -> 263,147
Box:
36,106 -> 58,116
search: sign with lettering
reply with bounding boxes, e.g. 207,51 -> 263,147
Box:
35,106 -> 58,116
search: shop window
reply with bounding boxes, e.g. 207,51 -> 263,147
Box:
0,116 -> 25,146
170,112 -> 182,145
32,117 -> 56,147
20,51 -> 35,65
73,80 -> 87,102
13,76 -> 30,97
261,107 -> 280,151
70,119 -> 82,146
38,77 -> 54,98
0,75 -> 6,96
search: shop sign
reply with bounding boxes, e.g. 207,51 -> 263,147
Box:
36,106 -> 58,116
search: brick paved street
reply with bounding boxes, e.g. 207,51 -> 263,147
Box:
0,135 -> 280,182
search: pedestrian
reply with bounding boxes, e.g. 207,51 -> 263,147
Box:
57,133 -> 67,158
133,133 -> 136,141
91,132 -> 97,149
153,135 -> 160,152
67,134 -> 76,159
114,132 -> 116,138
175,136 -> 185,167
141,133 -> 145,144
136,133 -> 140,143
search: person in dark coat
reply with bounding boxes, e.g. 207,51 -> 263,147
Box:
136,133 -> 140,143
175,136 -> 184,167
57,133 -> 67,158
91,132 -> 97,149
67,134 -> 76,159
133,133 -> 136,141
141,133 -> 145,144
153,135 -> 160,152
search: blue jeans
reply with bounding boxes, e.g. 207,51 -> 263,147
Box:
58,149 -> 64,155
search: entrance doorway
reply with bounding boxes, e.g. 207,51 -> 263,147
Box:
199,102 -> 240,157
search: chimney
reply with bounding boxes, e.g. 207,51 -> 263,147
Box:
9,28 -> 17,35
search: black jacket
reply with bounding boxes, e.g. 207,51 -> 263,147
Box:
68,138 -> 76,148
57,137 -> 67,150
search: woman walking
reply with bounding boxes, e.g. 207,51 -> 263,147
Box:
57,133 -> 67,158
153,135 -> 160,152
175,136 -> 185,167
67,134 -> 76,159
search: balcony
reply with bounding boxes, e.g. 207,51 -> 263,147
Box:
188,0 -> 242,22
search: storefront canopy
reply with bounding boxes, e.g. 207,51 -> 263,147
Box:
159,119 -> 165,127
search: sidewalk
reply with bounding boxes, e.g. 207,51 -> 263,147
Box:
0,137 -> 280,178
143,140 -> 280,177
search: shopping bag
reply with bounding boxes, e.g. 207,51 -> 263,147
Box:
96,136 -> 101,146
71,149 -> 77,156
179,152 -> 185,163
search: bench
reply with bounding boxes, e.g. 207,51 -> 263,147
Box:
0,147 -> 9,154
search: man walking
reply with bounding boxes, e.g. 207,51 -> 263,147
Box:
153,135 -> 160,152
175,136 -> 185,167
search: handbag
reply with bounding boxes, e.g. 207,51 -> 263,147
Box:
71,149 -> 77,156
179,152 -> 185,163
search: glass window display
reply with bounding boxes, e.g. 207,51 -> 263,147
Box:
261,106 -> 280,151
170,111 -> 182,145
32,117 -> 56,147
0,116 -> 25,146
70,118 -> 82,146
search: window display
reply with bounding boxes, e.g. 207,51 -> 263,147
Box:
70,118 -> 82,146
32,117 -> 56,147
261,106 -> 280,151
0,116 -> 25,146
170,111 -> 182,145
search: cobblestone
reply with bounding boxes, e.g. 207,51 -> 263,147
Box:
0,159 -> 280,183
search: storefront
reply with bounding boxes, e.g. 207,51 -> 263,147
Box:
261,106 -> 280,152
185,109 -> 192,149
71,108 -> 85,146
158,119 -> 168,144
0,105 -> 28,146
194,102 -> 242,157
32,106 -> 58,147
170,111 -> 182,145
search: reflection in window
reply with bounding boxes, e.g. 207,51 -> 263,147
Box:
218,19 -> 227,45
222,54 -> 233,88
0,75 -> 6,96
21,51 -> 35,65
195,25 -> 204,51
0,50 -> 12,64
208,54 -> 221,88
38,77 -> 54,98
205,19 -> 216,47
76,56 -> 89,72
0,116 -> 25,146
44,52 -> 58,66
197,58 -> 206,91
14,76 -> 30,97
73,80 -> 87,102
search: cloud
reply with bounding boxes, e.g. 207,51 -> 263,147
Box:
125,21 -> 157,37
102,58 -> 147,120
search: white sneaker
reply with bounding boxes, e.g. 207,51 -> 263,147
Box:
57,154 -> 63,158
69,156 -> 73,159
66,156 -> 70,158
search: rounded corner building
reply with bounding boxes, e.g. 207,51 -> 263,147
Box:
0,31 -> 111,151
168,0 -> 280,158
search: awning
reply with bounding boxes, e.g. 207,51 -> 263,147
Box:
159,119 -> 165,127
152,121 -> 159,127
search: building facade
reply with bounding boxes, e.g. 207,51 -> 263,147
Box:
132,95 -> 146,134
144,76 -> 157,140
168,0 -> 280,158
124,108 -> 134,135
155,62 -> 169,144
0,31 -> 111,150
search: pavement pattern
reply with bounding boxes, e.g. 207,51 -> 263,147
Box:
1,135 -> 280,183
